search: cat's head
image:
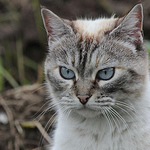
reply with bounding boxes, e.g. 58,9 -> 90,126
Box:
41,4 -> 149,118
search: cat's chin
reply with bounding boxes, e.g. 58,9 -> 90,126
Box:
75,108 -> 102,118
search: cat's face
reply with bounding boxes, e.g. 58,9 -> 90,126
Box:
42,4 -> 149,118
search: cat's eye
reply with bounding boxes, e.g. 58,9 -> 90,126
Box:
60,67 -> 75,80
96,68 -> 115,80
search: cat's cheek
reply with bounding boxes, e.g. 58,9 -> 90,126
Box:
62,80 -> 74,89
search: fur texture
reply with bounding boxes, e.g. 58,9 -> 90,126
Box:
41,4 -> 150,150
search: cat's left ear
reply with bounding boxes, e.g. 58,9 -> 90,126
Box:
41,8 -> 73,42
110,4 -> 143,44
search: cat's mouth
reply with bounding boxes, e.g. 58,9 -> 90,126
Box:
75,97 -> 115,117
77,97 -> 115,112
76,107 -> 102,118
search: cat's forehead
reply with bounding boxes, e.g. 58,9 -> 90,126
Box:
72,18 -> 118,38
49,31 -> 135,69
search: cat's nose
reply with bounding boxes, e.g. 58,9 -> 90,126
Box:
77,95 -> 90,105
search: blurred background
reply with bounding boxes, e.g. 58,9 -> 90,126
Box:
0,0 -> 150,150
1,0 -> 150,92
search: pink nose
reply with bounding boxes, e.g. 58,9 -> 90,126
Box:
77,95 -> 90,105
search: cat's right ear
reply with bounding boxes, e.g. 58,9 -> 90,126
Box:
41,8 -> 73,41
109,4 -> 143,45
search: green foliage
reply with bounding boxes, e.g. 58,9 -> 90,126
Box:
145,41 -> 150,55
0,61 -> 19,89
0,0 -> 44,92
0,36 -> 42,92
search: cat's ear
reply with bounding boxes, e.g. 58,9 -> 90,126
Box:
110,4 -> 143,44
41,8 -> 73,41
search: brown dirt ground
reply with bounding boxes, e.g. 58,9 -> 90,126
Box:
0,84 -> 54,150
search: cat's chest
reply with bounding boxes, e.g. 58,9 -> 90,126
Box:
53,111 -> 150,150
55,118 -> 131,150
70,127 -> 125,150
56,129 -> 127,150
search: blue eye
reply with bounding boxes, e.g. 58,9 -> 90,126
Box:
60,67 -> 75,80
96,68 -> 115,80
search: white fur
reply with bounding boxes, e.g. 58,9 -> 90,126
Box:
49,80 -> 150,150
74,18 -> 117,37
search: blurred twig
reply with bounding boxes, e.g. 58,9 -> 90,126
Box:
16,35 -> 25,85
37,64 -> 44,84
0,95 -> 17,150
21,121 -> 53,144
24,56 -> 38,71
0,96 -> 15,135
0,56 -> 4,91
31,0 -> 44,43
0,64 -> 19,88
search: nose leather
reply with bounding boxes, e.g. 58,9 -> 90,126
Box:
77,95 -> 90,105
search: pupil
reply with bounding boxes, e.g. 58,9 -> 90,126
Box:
67,70 -> 70,74
104,70 -> 107,75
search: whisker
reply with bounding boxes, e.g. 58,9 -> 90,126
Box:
115,101 -> 138,119
31,84 -> 46,94
103,107 -> 114,134
108,107 -> 129,141
115,104 -> 135,122
126,100 -> 139,115
39,111 -> 58,146
32,101 -> 58,121
112,106 -> 133,136
115,101 -> 135,112
30,100 -> 51,119
27,100 -> 45,108
105,107 -> 120,133
36,108 -> 49,122
111,107 -> 132,136
111,107 -> 128,129
65,108 -> 72,118
101,107 -> 113,134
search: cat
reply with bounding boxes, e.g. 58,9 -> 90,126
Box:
41,3 -> 150,150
